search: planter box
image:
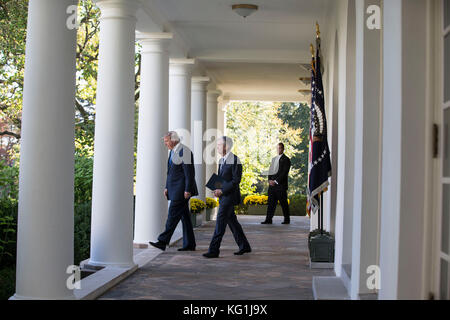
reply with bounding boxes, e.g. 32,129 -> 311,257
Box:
309,233 -> 335,263
247,205 -> 283,216
205,207 -> 218,221
200,210 -> 206,225
190,210 -> 203,227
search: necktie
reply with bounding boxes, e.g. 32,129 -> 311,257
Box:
169,150 -> 173,165
219,157 -> 224,175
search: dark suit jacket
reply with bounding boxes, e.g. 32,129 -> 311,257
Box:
165,143 -> 198,201
268,153 -> 291,190
218,153 -> 242,206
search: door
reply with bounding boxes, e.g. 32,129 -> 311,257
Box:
438,0 -> 450,300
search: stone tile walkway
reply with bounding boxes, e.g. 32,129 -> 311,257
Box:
98,215 -> 334,300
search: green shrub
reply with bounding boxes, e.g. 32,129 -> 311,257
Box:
0,198 -> 17,300
0,215 -> 17,268
74,155 -> 93,204
74,201 -> 91,266
0,267 -> 15,300
0,160 -> 19,201
288,194 -> 307,216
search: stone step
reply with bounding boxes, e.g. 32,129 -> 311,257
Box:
312,276 -> 350,300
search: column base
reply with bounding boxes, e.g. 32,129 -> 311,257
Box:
85,259 -> 137,269
9,293 -> 75,300
133,242 -> 149,249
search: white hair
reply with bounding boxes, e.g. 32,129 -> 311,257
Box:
164,131 -> 180,142
220,136 -> 233,151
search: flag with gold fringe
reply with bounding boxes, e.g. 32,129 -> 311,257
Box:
306,38 -> 332,216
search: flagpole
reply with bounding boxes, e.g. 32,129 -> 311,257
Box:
316,22 -> 324,235
320,192 -> 324,234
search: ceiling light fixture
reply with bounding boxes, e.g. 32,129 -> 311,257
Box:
232,4 -> 258,18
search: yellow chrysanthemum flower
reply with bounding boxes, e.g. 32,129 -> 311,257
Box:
190,198 -> 206,214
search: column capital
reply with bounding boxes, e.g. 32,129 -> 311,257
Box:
94,0 -> 140,21
170,58 -> 196,65
191,76 -> 210,92
207,90 -> 222,102
136,32 -> 173,53
169,58 -> 195,76
219,95 -> 230,110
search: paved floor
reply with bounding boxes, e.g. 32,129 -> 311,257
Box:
99,215 -> 334,300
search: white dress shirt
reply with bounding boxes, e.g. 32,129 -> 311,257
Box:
270,154 -> 283,185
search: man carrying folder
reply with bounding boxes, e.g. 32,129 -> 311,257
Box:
203,136 -> 251,258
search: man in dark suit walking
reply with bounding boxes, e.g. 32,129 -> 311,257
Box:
203,136 -> 251,258
150,131 -> 198,251
262,143 -> 291,224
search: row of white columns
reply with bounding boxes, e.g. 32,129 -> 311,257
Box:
327,0 -> 433,300
329,0 -> 383,299
13,0 -> 224,299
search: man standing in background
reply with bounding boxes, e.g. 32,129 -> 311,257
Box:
261,143 -> 291,225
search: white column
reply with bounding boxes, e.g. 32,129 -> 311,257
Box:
205,89 -> 221,197
333,0 -> 356,279
191,77 -> 210,203
350,0 -> 382,299
217,101 -> 226,136
169,59 -> 195,147
13,0 -> 77,300
89,0 -> 139,267
380,0 -> 429,300
133,33 -> 172,245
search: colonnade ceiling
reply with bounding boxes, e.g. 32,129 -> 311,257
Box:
137,0 -> 333,102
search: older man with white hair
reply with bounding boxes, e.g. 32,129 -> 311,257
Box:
149,131 -> 198,251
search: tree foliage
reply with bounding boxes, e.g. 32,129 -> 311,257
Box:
0,0 -> 27,163
276,102 -> 311,194
226,101 -> 306,196
0,0 -> 142,191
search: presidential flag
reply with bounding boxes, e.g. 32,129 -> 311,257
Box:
306,43 -> 332,215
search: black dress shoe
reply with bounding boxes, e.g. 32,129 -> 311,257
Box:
203,252 -> 219,258
149,241 -> 166,251
281,220 -> 290,224
261,220 -> 272,224
234,248 -> 252,255
178,247 -> 196,251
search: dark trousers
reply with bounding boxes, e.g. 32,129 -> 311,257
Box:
265,186 -> 290,221
208,204 -> 251,254
158,199 -> 196,248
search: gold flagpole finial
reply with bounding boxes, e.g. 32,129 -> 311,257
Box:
316,21 -> 321,39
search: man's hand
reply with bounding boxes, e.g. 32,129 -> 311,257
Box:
269,180 -> 276,187
184,191 -> 191,199
214,189 -> 223,197
164,188 -> 168,198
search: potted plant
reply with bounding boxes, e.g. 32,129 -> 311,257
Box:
205,197 -> 219,221
190,198 -> 206,227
